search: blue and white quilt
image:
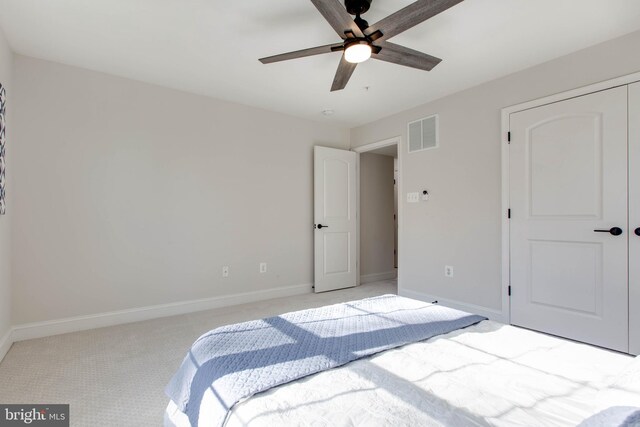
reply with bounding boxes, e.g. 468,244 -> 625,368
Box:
165,294 -> 485,427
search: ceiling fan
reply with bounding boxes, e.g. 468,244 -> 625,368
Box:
259,0 -> 464,91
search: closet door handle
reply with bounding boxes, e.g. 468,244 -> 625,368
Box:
635,228 -> 640,237
316,224 -> 328,229
593,227 -> 623,236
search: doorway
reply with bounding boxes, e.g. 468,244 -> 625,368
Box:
354,137 -> 401,287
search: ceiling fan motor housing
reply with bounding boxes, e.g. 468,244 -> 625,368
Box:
345,0 -> 372,16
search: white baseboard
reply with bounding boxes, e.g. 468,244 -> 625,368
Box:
0,328 -> 12,363
400,288 -> 506,323
360,271 -> 397,284
11,283 -> 312,343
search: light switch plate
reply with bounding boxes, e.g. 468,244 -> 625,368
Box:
407,192 -> 420,203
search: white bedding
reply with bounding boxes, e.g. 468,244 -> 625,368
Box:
165,320 -> 639,426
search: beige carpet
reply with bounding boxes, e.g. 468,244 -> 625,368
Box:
0,280 -> 396,426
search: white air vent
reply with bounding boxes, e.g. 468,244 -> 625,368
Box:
408,115 -> 439,153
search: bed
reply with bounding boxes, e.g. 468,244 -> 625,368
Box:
164,295 -> 640,427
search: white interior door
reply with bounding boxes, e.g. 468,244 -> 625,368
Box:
630,82 -> 640,356
510,86 -> 629,352
314,146 -> 357,293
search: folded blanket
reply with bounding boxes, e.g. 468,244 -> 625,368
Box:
579,407 -> 640,427
165,294 -> 486,427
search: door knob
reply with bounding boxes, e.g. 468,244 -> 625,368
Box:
593,227 -> 623,236
635,228 -> 640,237
316,224 -> 328,229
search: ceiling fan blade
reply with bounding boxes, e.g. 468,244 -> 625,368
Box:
331,55 -> 357,91
310,0 -> 364,39
372,41 -> 442,71
260,43 -> 344,64
365,0 -> 464,42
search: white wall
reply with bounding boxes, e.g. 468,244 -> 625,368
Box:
360,153 -> 395,281
11,56 -> 349,325
351,30 -> 640,317
0,27 -> 12,354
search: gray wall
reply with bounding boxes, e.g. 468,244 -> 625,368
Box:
351,30 -> 640,314
0,28 -> 12,343
11,56 -> 349,324
360,153 -> 395,280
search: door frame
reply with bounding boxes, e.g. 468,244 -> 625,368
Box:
501,70 -> 640,324
352,136 -> 403,288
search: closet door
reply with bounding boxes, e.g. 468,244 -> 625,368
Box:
630,82 -> 640,356
510,86 -> 628,352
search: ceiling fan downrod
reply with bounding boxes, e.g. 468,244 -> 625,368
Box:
353,13 -> 369,31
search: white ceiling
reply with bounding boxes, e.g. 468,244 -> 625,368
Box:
1,0 -> 639,127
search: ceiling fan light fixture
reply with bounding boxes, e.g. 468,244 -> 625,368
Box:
344,42 -> 372,64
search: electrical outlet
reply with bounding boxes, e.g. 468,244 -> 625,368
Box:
222,266 -> 229,278
445,265 -> 454,278
259,262 -> 267,273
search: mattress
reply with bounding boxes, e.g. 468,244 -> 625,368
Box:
165,320 -> 639,426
